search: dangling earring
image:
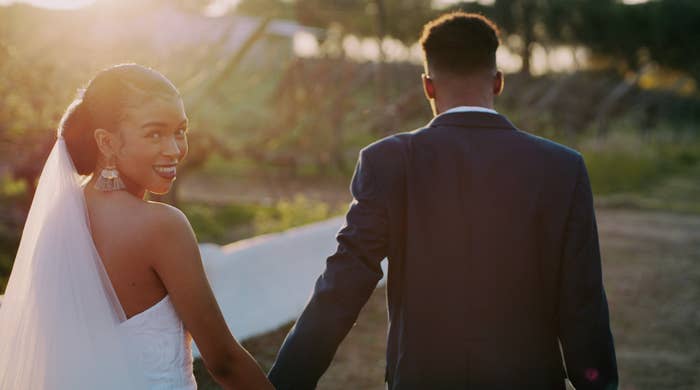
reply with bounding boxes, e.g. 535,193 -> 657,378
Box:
94,159 -> 126,192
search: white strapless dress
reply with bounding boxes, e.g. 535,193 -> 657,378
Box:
120,295 -> 197,390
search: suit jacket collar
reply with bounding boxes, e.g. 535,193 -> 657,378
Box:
427,111 -> 517,131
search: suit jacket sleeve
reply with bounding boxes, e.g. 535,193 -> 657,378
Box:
558,156 -> 618,390
268,149 -> 388,389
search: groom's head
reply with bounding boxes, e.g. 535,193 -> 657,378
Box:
420,12 -> 504,115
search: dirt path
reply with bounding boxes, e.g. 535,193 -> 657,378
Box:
216,208 -> 700,390
595,209 -> 700,390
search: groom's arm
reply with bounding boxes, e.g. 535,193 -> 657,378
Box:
268,148 -> 388,390
558,156 -> 618,390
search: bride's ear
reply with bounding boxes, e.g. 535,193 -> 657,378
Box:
94,128 -> 118,159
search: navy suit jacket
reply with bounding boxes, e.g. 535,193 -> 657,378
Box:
268,111 -> 618,390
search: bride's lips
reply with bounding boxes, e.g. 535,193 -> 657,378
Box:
153,164 -> 177,180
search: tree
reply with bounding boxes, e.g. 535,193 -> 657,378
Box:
293,0 -> 434,44
236,0 -> 295,19
574,0 -> 700,81
447,0 -> 619,76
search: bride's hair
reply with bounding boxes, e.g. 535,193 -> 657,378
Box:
60,64 -> 181,175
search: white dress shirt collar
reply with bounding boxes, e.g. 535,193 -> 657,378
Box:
438,106 -> 498,117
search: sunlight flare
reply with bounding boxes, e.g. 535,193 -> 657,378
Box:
0,0 -> 96,9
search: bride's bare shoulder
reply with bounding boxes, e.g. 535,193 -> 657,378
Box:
137,202 -> 201,271
143,200 -> 188,223
139,201 -> 193,236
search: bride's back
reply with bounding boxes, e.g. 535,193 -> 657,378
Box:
85,189 -> 170,318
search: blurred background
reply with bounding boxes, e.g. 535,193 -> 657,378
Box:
1,0 -> 699,389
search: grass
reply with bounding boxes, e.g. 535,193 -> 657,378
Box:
0,176 -> 26,291
181,202 -> 259,244
579,130 -> 700,196
182,195 -> 342,245
577,128 -> 700,214
596,163 -> 700,214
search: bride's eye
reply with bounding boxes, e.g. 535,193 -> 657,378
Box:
175,128 -> 187,138
147,131 -> 161,140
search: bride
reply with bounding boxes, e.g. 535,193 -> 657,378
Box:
0,64 -> 272,389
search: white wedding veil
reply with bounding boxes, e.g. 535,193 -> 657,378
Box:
0,131 -> 147,388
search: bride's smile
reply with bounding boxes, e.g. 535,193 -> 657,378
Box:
112,94 -> 189,197
153,163 -> 178,180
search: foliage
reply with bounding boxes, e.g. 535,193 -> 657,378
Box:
236,0 -> 295,20
253,195 -> 334,235
236,0 -> 698,79
182,201 -> 266,243
188,58 -> 429,178
0,176 -> 29,292
567,0 -> 700,80
237,0 -> 435,44
182,195 -> 339,244
294,0 -> 434,44
573,122 -> 700,195
449,0 -> 700,80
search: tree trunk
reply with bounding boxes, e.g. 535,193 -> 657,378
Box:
374,0 -> 388,107
519,2 -> 535,76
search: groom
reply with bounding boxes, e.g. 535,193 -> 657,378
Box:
269,12 -> 617,390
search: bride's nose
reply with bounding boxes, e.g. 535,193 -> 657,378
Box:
161,136 -> 181,157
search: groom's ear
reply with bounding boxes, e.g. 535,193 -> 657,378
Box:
493,70 -> 504,96
422,73 -> 436,100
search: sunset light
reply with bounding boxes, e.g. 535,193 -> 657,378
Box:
0,0 -> 650,12
0,0 -> 95,9
0,0 -> 697,389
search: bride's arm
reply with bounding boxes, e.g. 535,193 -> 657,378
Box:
147,203 -> 273,390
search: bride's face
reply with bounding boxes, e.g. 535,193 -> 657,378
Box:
114,94 -> 188,196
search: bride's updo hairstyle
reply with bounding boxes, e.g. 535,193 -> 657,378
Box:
60,64 -> 181,175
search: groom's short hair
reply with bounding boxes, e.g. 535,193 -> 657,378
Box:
420,12 -> 500,75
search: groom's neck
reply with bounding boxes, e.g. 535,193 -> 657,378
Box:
432,76 -> 495,115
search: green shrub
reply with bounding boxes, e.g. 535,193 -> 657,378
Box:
182,204 -> 228,243
577,125 -> 700,195
182,196 -> 338,245
0,175 -> 27,292
182,203 -> 262,244
253,195 -> 333,235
